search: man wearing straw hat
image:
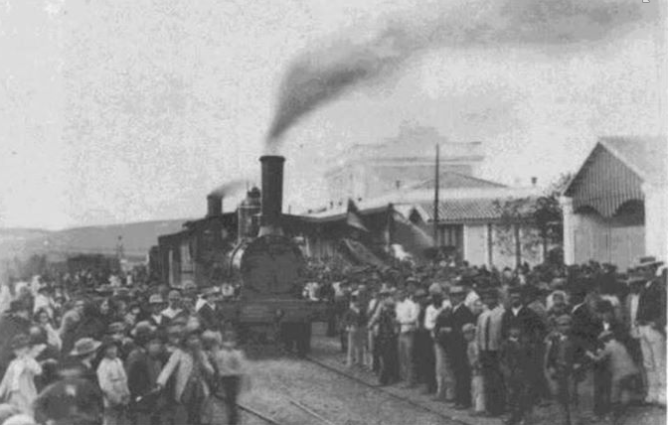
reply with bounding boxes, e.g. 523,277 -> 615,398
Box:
633,257 -> 666,406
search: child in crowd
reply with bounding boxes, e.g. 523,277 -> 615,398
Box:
500,325 -> 529,425
463,323 -> 485,416
203,328 -> 249,425
96,337 -> 130,425
0,335 -> 44,416
545,315 -> 583,425
586,330 -> 639,423
126,330 -> 165,425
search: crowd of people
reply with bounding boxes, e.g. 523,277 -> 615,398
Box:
0,270 -> 250,425
0,254 -> 665,425
320,256 -> 666,425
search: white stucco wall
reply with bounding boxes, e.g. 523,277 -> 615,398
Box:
643,183 -> 668,263
568,210 -> 644,270
464,224 -> 488,266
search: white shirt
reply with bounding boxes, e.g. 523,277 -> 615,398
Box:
476,305 -> 505,351
424,300 -> 451,331
511,306 -> 522,316
395,298 -> 420,333
464,290 -> 480,311
629,293 -> 640,338
195,297 -> 207,312
151,314 -> 164,326
161,306 -> 183,320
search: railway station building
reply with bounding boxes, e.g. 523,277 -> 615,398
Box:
560,136 -> 668,270
304,125 -> 544,269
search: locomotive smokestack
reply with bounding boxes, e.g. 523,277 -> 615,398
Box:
259,155 -> 285,235
206,195 -> 223,217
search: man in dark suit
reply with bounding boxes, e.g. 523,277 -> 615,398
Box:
197,287 -> 221,331
634,258 -> 666,406
501,286 -> 546,414
569,283 -> 605,417
146,295 -> 169,330
448,286 -> 475,410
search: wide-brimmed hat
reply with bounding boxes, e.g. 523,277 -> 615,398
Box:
626,274 -> 647,285
202,287 -> 220,297
428,282 -> 444,295
449,286 -> 466,296
555,314 -> 572,326
633,256 -> 664,270
10,334 -> 30,350
550,278 -> 567,290
107,322 -> 126,334
379,287 -> 393,296
70,338 -> 102,357
148,294 -> 165,305
9,300 -> 28,314
462,323 -> 476,334
414,288 -> 428,298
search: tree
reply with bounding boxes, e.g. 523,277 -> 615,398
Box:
493,173 -> 572,266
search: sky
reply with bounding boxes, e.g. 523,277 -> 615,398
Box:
0,0 -> 665,230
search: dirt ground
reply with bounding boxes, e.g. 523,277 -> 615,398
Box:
305,323 -> 666,425
207,322 -> 664,425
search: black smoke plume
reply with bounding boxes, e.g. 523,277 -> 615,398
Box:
266,0 -> 660,151
208,179 -> 249,198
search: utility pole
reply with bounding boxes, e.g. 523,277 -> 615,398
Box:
433,143 -> 440,256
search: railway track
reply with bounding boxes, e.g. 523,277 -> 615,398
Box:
238,397 -> 336,425
238,402 -> 286,425
305,355 -> 471,425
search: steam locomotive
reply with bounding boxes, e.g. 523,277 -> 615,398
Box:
152,155 -> 329,353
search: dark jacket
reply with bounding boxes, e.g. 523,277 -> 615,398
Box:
570,303 -> 603,354
126,348 -> 164,411
449,304 -> 475,355
198,303 -> 219,331
501,305 -> 546,346
637,279 -> 667,331
0,313 -> 32,376
500,338 -> 528,383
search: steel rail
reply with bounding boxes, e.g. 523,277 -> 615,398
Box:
305,355 -> 471,425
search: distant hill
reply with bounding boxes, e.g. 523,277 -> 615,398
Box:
0,219 -> 191,261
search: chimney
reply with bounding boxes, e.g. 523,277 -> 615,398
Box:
259,155 -> 285,235
206,195 -> 223,217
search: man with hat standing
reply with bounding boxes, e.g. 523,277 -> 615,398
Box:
622,272 -> 648,400
162,290 -> 184,321
395,288 -> 420,388
414,287 -> 436,394
65,337 -> 102,386
476,287 -> 506,417
634,257 -> 666,406
197,287 -> 221,331
147,294 -> 168,330
448,285 -> 475,410
501,286 -> 546,415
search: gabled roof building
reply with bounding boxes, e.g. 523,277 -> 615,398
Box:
561,136 -> 667,269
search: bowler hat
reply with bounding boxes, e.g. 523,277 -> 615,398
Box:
107,322 -> 125,334
633,256 -> 664,270
449,286 -> 466,296
428,282 -> 444,295
10,334 -> 30,350
148,294 -> 165,305
555,315 -> 572,326
70,338 -> 102,357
